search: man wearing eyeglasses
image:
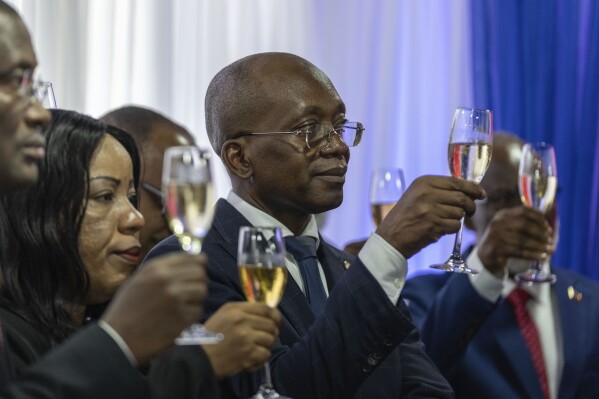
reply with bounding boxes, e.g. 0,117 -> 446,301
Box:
0,3 -> 210,398
402,132 -> 599,399
145,52 -> 486,398
0,6 -> 49,195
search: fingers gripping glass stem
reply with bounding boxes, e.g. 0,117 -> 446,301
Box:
430,107 -> 493,274
515,142 -> 557,285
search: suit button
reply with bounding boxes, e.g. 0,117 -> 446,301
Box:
382,336 -> 394,347
361,363 -> 373,373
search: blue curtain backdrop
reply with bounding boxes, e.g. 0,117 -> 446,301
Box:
472,0 -> 599,280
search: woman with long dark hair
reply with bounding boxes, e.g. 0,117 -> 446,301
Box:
0,108 -> 283,399
0,110 -> 141,346
0,109 -> 219,397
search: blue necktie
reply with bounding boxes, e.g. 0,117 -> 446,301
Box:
284,236 -> 327,316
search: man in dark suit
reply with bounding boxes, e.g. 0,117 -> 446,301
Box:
403,132 -> 599,399
0,2 -> 208,397
145,52 -> 486,398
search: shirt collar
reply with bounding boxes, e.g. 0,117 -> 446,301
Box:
503,258 -> 552,303
227,190 -> 320,247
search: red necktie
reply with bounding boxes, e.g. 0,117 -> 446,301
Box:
506,288 -> 550,399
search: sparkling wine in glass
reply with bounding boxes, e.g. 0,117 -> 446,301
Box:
238,226 -> 289,399
515,142 -> 557,284
370,168 -> 406,227
430,107 -> 493,274
162,146 -> 223,345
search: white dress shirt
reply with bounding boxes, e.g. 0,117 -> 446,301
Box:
98,320 -> 137,366
227,191 -> 407,305
467,248 -> 564,399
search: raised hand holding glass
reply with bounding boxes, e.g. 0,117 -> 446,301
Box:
430,107 -> 493,274
162,146 -> 222,344
515,142 -> 557,284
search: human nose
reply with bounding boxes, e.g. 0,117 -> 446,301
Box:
120,200 -> 145,234
320,129 -> 350,159
24,99 -> 51,129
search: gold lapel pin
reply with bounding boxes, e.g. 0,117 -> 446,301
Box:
567,286 -> 583,302
343,260 -> 351,270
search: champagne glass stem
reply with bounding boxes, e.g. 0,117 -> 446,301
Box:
530,260 -> 542,273
179,237 -> 202,255
261,361 -> 274,391
451,218 -> 465,258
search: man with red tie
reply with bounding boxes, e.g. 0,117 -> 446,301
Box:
403,132 -> 599,399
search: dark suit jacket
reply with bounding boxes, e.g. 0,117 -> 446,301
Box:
402,268 -> 599,399
0,306 -> 219,399
0,307 -> 150,398
146,199 -> 454,399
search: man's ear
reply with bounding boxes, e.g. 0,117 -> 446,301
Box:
221,139 -> 253,179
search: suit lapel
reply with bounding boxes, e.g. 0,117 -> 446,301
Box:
211,199 -> 251,260
275,232 -> 356,337
492,301 -> 544,398
279,237 -> 355,336
317,236 -> 354,292
278,276 -> 315,337
555,269 -> 588,398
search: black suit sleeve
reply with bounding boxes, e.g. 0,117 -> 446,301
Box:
148,345 -> 220,399
0,324 -> 149,399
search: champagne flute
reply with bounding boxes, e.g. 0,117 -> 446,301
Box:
515,142 -> 558,284
430,107 -> 493,274
238,227 -> 289,399
370,168 -> 406,227
162,146 -> 223,345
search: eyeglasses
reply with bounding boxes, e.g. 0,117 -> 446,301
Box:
0,67 -> 54,105
235,121 -> 364,149
141,181 -> 165,215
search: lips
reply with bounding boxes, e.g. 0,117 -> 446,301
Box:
115,247 -> 141,264
314,166 -> 347,183
19,133 -> 46,161
315,166 -> 347,177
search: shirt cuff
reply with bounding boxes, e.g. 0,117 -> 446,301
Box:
358,233 -> 407,304
98,320 -> 138,367
467,249 -> 506,303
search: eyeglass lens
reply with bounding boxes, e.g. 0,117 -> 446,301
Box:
307,122 -> 362,148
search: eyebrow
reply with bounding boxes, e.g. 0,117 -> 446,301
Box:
301,102 -> 346,116
89,176 -> 120,184
89,176 -> 136,189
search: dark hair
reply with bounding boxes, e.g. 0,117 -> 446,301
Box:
0,109 -> 140,344
100,105 -> 191,144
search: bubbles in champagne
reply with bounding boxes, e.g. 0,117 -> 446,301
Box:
240,265 -> 288,308
448,142 -> 493,183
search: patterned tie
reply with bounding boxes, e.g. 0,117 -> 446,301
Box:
284,236 -> 327,316
506,288 -> 550,399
